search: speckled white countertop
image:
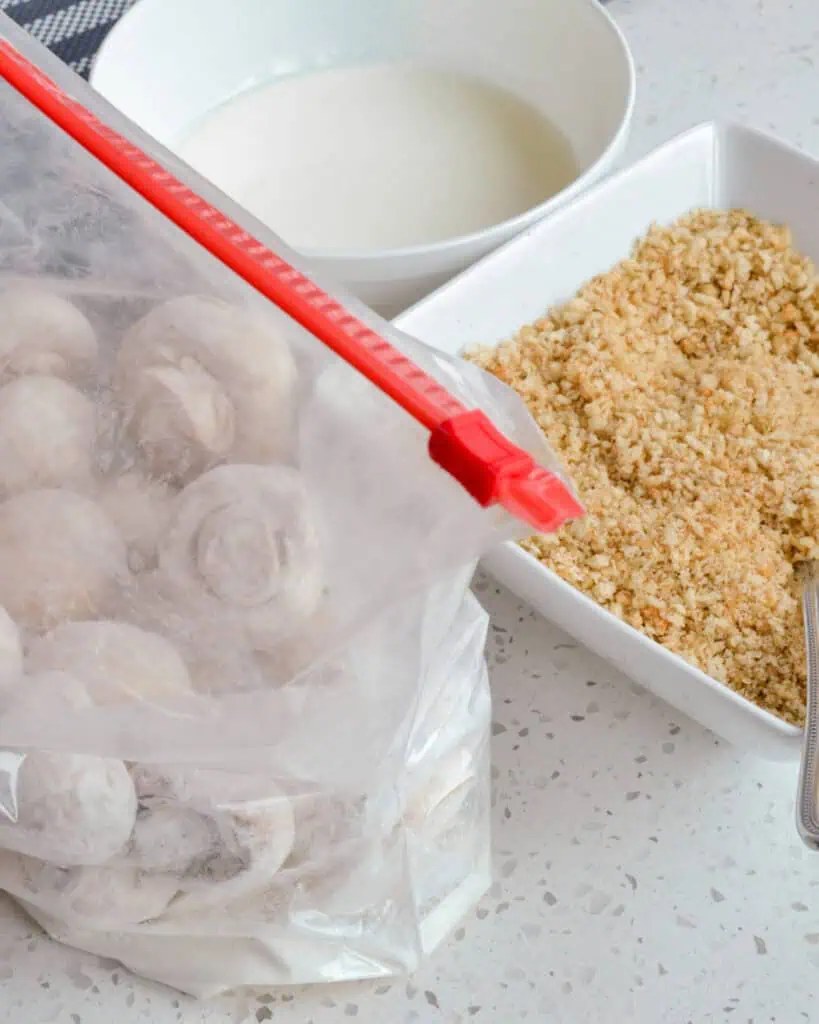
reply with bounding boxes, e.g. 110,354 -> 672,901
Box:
3,1 -> 819,1022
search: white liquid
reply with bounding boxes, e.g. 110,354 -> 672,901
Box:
175,65 -> 578,252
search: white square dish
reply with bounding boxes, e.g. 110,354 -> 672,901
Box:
396,121 -> 818,760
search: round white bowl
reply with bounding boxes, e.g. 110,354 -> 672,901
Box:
91,0 -> 635,316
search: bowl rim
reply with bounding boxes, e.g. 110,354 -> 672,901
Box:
90,0 -> 636,264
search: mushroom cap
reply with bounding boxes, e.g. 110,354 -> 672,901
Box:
0,489 -> 129,630
0,375 -> 95,497
0,286 -> 97,385
132,764 -> 295,914
126,803 -> 217,875
27,620 -> 192,706
125,358 -> 236,483
1,852 -> 178,928
116,295 -> 297,482
156,464 -> 323,649
0,749 -> 137,866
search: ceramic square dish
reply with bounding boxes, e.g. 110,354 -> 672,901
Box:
396,121 -> 819,761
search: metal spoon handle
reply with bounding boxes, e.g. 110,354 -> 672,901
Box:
796,560 -> 819,848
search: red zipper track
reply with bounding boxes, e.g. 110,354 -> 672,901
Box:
0,38 -> 583,533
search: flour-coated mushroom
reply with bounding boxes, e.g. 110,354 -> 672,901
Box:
0,749 -> 137,866
0,851 -> 177,928
127,804 -> 217,875
99,471 -> 174,573
115,295 -> 297,482
0,285 -> 97,385
0,375 -> 95,497
27,620 -> 192,706
124,358 -> 235,483
132,764 -> 295,913
156,464 -> 322,649
0,489 -> 129,630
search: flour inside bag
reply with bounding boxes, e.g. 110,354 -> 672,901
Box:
0,18 -> 580,996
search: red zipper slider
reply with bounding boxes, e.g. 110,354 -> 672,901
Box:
429,409 -> 583,532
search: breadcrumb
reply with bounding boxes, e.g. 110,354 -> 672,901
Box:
468,209 -> 819,726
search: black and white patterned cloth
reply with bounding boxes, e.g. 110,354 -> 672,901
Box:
1,0 -> 612,82
0,0 -> 138,78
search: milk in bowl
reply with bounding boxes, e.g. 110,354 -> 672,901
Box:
174,65 -> 579,253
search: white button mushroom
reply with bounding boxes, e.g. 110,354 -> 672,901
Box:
27,620 -> 192,706
0,489 -> 129,630
156,464 -> 323,649
0,851 -> 178,928
0,375 -> 95,497
0,749 -> 137,866
0,285 -> 97,385
0,673 -> 139,870
115,295 -> 297,483
124,358 -> 235,484
99,471 -> 174,573
131,764 -> 295,914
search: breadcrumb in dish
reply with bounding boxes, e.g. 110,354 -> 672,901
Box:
467,209 -> 819,726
